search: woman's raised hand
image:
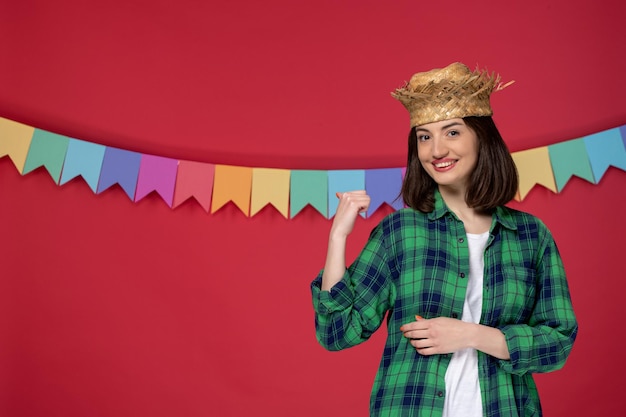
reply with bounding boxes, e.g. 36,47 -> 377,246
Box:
331,191 -> 371,238
321,191 -> 371,291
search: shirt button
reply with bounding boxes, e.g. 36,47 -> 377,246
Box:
458,238 -> 464,243
437,391 -> 444,397
452,313 -> 458,319
459,272 -> 466,278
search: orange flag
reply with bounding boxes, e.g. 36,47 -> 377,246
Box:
211,165 -> 252,215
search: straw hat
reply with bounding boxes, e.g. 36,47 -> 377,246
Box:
391,62 -> 513,127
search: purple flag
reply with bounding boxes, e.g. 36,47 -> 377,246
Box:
365,168 -> 404,216
97,147 -> 142,200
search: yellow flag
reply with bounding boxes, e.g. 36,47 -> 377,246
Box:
251,168 -> 290,218
511,147 -> 557,201
0,117 -> 34,173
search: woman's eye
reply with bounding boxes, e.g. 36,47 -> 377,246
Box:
448,130 -> 459,137
418,135 -> 430,141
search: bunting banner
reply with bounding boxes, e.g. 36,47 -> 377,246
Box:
1,116 -> 625,219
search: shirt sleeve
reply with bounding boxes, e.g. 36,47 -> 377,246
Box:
498,224 -> 578,375
310,222 -> 396,351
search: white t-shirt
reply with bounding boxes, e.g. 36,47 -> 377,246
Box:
442,231 -> 489,417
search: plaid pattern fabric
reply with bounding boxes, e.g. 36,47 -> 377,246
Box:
311,191 -> 578,417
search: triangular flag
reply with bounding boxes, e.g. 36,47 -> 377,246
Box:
22,129 -> 70,183
135,155 -> 179,207
583,128 -> 626,183
548,138 -> 595,192
250,168 -> 290,217
173,160 -> 215,211
290,170 -> 328,218
328,170 -> 366,219
0,117 -> 34,173
511,147 -> 557,200
211,165 -> 252,215
97,147 -> 142,200
365,168 -> 404,216
59,139 -> 106,192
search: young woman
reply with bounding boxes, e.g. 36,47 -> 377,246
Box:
311,63 -> 578,417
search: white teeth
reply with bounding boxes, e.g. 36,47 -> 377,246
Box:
434,161 -> 454,168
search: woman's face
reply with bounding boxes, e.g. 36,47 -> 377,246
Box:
415,118 -> 479,192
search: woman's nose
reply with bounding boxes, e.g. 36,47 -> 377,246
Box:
431,137 -> 448,158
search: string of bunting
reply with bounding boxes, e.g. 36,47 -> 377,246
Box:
1,116 -> 625,218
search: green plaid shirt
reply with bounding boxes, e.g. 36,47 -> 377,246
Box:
311,191 -> 578,417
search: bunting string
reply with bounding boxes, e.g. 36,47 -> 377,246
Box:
1,116 -> 625,218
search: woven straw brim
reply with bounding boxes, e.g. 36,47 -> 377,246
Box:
392,68 -> 512,127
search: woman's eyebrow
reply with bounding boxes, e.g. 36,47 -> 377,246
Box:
441,122 -> 462,130
415,122 -> 462,133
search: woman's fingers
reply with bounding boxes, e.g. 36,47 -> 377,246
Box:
330,191 -> 371,238
336,190 -> 371,212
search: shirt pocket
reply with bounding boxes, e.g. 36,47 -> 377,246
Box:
499,265 -> 537,323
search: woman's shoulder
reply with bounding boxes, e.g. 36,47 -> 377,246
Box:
364,208 -> 430,248
381,207 -> 428,223
372,207 -> 429,234
497,205 -> 552,235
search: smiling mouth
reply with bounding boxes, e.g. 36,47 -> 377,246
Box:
433,161 -> 455,169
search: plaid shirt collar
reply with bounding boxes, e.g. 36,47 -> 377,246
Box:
428,187 -> 518,231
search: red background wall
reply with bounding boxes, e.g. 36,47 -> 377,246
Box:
1,1 -> 624,416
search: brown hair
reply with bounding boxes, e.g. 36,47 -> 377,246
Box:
400,116 -> 518,213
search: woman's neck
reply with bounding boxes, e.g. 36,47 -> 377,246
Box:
439,186 -> 491,234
